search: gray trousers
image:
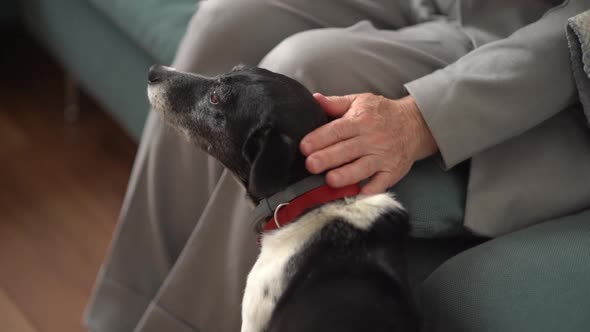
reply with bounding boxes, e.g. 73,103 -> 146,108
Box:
85,1 -> 590,331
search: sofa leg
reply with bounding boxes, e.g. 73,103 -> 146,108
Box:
64,76 -> 80,123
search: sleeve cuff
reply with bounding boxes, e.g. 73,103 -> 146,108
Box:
404,69 -> 468,170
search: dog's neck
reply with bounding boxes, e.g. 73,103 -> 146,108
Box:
251,175 -> 361,233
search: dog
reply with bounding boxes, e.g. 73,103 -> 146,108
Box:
147,64 -> 420,332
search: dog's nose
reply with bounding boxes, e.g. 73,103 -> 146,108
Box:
148,65 -> 174,84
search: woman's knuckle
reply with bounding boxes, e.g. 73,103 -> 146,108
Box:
356,111 -> 373,124
343,139 -> 358,155
364,156 -> 376,171
331,121 -> 348,140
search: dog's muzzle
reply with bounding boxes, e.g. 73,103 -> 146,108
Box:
148,65 -> 177,85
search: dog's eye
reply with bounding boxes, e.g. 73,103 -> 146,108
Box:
210,93 -> 220,105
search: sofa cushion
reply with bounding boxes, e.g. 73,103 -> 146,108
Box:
0,0 -> 19,23
420,208 -> 590,331
390,158 -> 470,238
87,0 -> 198,64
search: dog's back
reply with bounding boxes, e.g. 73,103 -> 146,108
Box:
242,194 -> 419,332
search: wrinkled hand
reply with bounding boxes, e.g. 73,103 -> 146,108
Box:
300,93 -> 438,195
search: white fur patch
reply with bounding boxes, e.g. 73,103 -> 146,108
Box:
148,85 -> 193,139
147,85 -> 168,113
240,193 -> 403,332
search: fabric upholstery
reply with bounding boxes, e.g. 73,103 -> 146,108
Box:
392,158 -> 470,238
0,0 -> 19,22
420,208 -> 590,331
86,0 -> 198,63
20,0 -> 199,139
567,9 -> 590,125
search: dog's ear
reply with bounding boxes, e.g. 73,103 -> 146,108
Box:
243,126 -> 297,199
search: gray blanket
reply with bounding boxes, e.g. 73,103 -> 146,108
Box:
567,9 -> 590,126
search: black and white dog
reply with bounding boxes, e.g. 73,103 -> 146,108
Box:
147,65 -> 420,332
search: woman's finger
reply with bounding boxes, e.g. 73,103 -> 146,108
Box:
325,155 -> 379,188
360,168 -> 408,195
300,117 -> 360,156
306,136 -> 367,174
360,172 -> 396,195
313,93 -> 357,117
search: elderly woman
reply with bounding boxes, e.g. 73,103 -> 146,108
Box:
86,0 -> 590,331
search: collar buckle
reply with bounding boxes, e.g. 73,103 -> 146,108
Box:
273,203 -> 290,229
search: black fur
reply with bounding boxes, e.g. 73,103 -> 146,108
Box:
267,208 -> 419,332
148,65 -> 328,202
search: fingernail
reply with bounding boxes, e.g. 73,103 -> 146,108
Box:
327,172 -> 340,186
307,156 -> 321,173
300,141 -> 312,155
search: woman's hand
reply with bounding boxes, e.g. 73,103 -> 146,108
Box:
300,93 -> 438,195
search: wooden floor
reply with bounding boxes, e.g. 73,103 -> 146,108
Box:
0,28 -> 137,332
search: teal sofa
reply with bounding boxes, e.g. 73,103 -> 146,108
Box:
10,1 -> 590,331
19,0 -> 197,140
1,0 -> 19,23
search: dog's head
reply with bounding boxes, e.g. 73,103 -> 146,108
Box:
147,65 -> 329,202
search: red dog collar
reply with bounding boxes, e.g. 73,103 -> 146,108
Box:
261,183 -> 361,233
